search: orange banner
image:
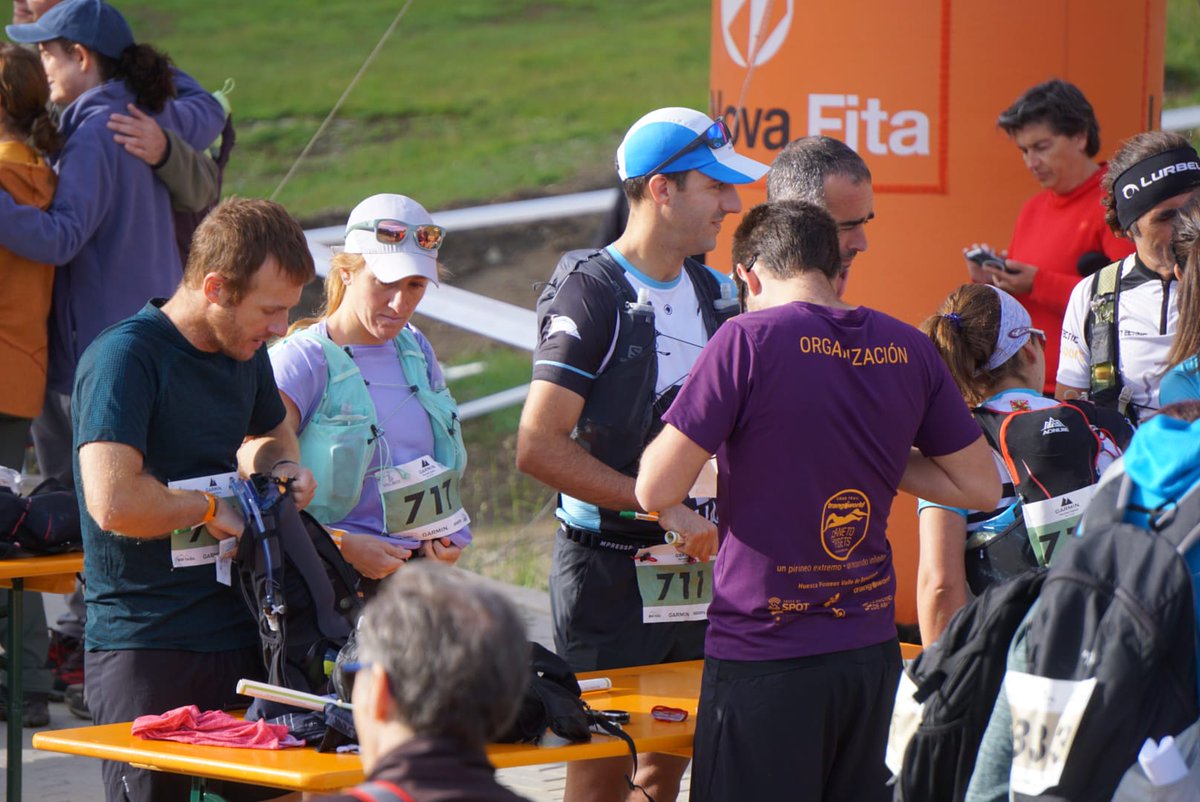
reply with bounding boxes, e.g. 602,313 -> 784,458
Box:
710,0 -> 1167,626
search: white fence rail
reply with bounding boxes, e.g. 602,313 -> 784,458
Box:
303,106 -> 1200,420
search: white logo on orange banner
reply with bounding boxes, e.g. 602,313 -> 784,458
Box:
720,0 -> 794,68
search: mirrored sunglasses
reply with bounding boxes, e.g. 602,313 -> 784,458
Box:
346,219 -> 446,250
645,119 -> 733,177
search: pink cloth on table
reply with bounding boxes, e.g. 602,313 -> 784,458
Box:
131,704 -> 303,749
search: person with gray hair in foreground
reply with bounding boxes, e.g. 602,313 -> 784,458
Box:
325,563 -> 533,802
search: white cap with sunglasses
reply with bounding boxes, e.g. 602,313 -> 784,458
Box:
343,194 -> 445,286
616,107 -> 769,184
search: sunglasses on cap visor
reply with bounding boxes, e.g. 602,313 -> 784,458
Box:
645,119 -> 733,177
1013,326 -> 1046,345
345,219 -> 446,250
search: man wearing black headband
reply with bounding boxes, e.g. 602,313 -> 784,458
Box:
1056,131 -> 1200,422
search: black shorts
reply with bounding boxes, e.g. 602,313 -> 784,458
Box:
85,646 -> 278,802
690,640 -> 901,802
549,528 -> 705,672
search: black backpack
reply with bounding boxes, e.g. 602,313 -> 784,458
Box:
893,568 -> 1047,802
173,109 -> 236,266
0,478 -> 82,558
497,642 -> 591,744
967,399 -> 1132,591
232,475 -> 361,702
1009,462 -> 1200,801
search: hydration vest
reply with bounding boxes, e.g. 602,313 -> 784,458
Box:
270,326 -> 467,525
1084,260 -> 1129,415
966,398 -> 1132,593
536,248 -> 738,476
536,249 -> 737,540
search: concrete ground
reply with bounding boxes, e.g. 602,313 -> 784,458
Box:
2,578 -> 692,801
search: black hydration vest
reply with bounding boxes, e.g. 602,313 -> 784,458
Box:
536,248 -> 738,541
964,400 -> 1131,594
1084,261 -> 1128,414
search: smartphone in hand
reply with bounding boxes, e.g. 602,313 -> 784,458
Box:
965,246 -> 1019,274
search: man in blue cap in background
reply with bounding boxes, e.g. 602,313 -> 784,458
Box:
517,107 -> 767,802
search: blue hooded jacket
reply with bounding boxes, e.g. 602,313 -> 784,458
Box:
0,70 -> 224,394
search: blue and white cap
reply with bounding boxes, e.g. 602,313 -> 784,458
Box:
616,107 -> 768,184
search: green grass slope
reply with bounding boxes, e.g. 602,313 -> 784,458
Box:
121,0 -> 709,219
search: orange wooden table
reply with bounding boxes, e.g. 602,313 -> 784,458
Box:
32,643 -> 923,796
32,660 -> 703,795
0,551 -> 84,802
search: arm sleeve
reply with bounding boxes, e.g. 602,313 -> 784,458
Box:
662,321 -> 753,455
531,272 -> 620,397
1057,277 -> 1094,389
155,129 -> 220,213
247,348 -> 287,436
168,68 -> 225,151
0,122 -> 115,264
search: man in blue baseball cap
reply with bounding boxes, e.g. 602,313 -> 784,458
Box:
516,107 -> 766,802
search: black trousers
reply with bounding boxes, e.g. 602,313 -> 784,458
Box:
85,647 -> 280,802
690,639 -> 901,802
549,528 -> 705,672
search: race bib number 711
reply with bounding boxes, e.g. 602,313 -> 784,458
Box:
380,455 -> 470,541
633,544 -> 712,623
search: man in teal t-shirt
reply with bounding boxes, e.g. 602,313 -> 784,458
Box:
72,198 -> 316,802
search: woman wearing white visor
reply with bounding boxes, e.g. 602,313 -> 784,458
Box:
270,194 -> 469,587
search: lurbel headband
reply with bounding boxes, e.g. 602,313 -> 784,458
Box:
1114,146 -> 1200,230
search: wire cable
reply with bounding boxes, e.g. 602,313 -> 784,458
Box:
270,0 -> 416,201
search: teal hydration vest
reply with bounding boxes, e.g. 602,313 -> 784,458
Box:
273,326 -> 467,525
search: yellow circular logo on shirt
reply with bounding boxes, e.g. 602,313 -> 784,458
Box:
820,489 -> 871,561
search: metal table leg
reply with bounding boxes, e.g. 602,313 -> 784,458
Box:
190,777 -> 230,802
6,580 -> 23,802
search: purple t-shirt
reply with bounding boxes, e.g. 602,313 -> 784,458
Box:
664,302 -> 980,661
271,321 -> 471,549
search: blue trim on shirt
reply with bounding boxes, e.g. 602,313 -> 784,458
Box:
984,387 -> 1043,404
559,495 -> 602,531
534,359 -> 596,380
605,245 -> 682,290
917,499 -> 969,518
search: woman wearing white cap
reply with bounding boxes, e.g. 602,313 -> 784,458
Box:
270,194 -> 469,585
915,284 -> 1132,644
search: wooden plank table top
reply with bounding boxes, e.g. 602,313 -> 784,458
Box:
0,552 -> 82,593
32,660 -> 703,793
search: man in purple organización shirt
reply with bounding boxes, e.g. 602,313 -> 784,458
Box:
636,200 -> 999,802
